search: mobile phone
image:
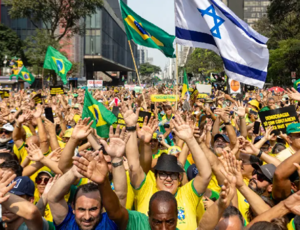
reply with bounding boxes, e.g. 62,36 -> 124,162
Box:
253,121 -> 261,135
45,107 -> 54,123
151,104 -> 155,111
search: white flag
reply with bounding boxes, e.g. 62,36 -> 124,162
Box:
175,0 -> 269,88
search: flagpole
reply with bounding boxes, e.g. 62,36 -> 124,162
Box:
175,44 -> 179,111
128,40 -> 146,104
41,68 -> 44,90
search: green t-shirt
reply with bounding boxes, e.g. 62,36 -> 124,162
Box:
126,210 -> 179,230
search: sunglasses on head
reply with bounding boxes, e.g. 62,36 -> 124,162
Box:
35,177 -> 50,185
0,130 -> 10,135
252,169 -> 270,183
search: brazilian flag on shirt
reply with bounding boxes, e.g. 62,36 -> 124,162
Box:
82,89 -> 117,138
17,66 -> 35,84
120,0 -> 175,58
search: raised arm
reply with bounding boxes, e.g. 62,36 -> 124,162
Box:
43,117 -> 60,151
171,114 -> 211,195
235,101 -> 247,138
100,126 -> 130,208
58,118 -> 93,173
120,103 -> 145,188
13,111 -> 32,148
73,151 -> 129,230
48,166 -> 82,225
33,104 -> 49,154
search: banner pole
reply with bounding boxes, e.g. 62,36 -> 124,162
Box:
175,44 -> 179,111
128,40 -> 146,104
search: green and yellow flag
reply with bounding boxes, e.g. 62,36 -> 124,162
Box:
10,66 -> 35,84
181,69 -> 189,98
43,46 -> 72,85
82,90 -> 117,138
120,0 -> 175,58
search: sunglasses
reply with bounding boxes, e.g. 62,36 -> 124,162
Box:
158,172 -> 179,181
36,177 -> 50,185
252,169 -> 270,183
0,130 -> 10,135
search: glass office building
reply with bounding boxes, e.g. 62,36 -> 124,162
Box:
244,0 -> 270,26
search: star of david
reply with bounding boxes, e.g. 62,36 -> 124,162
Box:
198,5 -> 225,39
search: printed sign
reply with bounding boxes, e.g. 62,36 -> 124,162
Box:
229,79 -> 241,94
125,84 -> 136,91
151,95 -> 179,102
196,84 -> 212,94
50,86 -> 64,95
87,80 -> 103,88
32,93 -> 42,104
259,106 -> 299,135
0,90 -> 9,98
112,106 -> 152,129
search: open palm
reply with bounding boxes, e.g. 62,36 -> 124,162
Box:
120,102 -> 139,126
72,118 -> 93,140
26,144 -> 44,162
137,116 -> 158,143
171,114 -> 193,141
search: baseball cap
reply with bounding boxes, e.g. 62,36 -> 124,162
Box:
286,123 -> 300,135
0,123 -> 14,132
214,134 -> 230,143
254,136 -> 270,146
37,170 -> 54,178
10,109 -> 17,113
73,104 -> 80,109
187,164 -> 198,181
252,164 -> 276,183
10,176 -> 35,197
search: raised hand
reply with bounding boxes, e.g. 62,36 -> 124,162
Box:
218,179 -> 236,209
26,143 -> 44,162
137,116 -> 158,143
73,151 -> 108,185
17,111 -> 32,124
235,101 -> 246,117
42,117 -> 56,134
206,118 -> 213,132
71,118 -> 93,140
240,140 -> 260,156
171,113 -> 194,142
284,190 -> 300,215
33,104 -> 44,118
286,88 -> 300,101
99,126 -> 130,159
47,147 -> 62,162
265,126 -> 275,141
214,108 -> 230,122
43,174 -> 60,195
0,171 -> 17,203
119,100 -> 140,127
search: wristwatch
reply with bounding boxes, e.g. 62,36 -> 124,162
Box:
257,150 -> 263,159
126,126 -> 136,131
224,121 -> 231,126
112,160 -> 123,168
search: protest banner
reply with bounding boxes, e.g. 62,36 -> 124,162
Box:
125,84 -> 136,91
151,95 -> 179,102
87,80 -> 103,88
112,106 -> 151,129
197,94 -> 209,99
50,86 -> 64,95
196,84 -> 212,94
259,106 -> 299,135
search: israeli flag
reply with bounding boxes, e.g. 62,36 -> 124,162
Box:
175,0 -> 269,88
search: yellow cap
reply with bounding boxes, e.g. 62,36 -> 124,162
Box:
248,100 -> 260,110
152,133 -> 158,139
167,146 -> 182,156
63,128 -> 74,138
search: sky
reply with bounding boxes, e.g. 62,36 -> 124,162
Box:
127,0 -> 175,71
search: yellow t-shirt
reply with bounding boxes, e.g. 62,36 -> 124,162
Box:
287,218 -> 295,230
133,171 -> 202,230
207,173 -> 221,194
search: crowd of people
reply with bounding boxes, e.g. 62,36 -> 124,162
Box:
1,84 -> 300,229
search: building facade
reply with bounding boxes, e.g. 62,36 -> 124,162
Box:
244,0 -> 270,26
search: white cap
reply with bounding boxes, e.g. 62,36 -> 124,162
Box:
10,109 -> 17,113
0,123 -> 14,132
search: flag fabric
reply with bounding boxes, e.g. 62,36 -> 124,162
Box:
294,79 -> 300,93
82,89 -> 117,138
9,74 -> 18,80
43,46 -> 72,85
175,0 -> 269,88
181,69 -> 189,99
120,0 -> 176,58
17,66 -> 35,84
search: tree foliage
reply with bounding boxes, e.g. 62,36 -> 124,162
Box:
4,0 -> 103,41
0,23 -> 24,67
185,48 -> 223,76
139,62 -> 161,77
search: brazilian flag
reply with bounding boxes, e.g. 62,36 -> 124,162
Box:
43,46 -> 72,85
120,0 -> 175,58
294,79 -> 300,93
154,76 -> 161,82
181,69 -> 189,98
10,66 -> 35,84
82,90 -> 117,138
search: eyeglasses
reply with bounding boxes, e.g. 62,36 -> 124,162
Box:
0,130 -> 10,135
252,169 -> 270,182
36,177 -> 50,185
158,172 -> 179,181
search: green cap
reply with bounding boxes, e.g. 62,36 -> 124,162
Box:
286,123 -> 300,135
